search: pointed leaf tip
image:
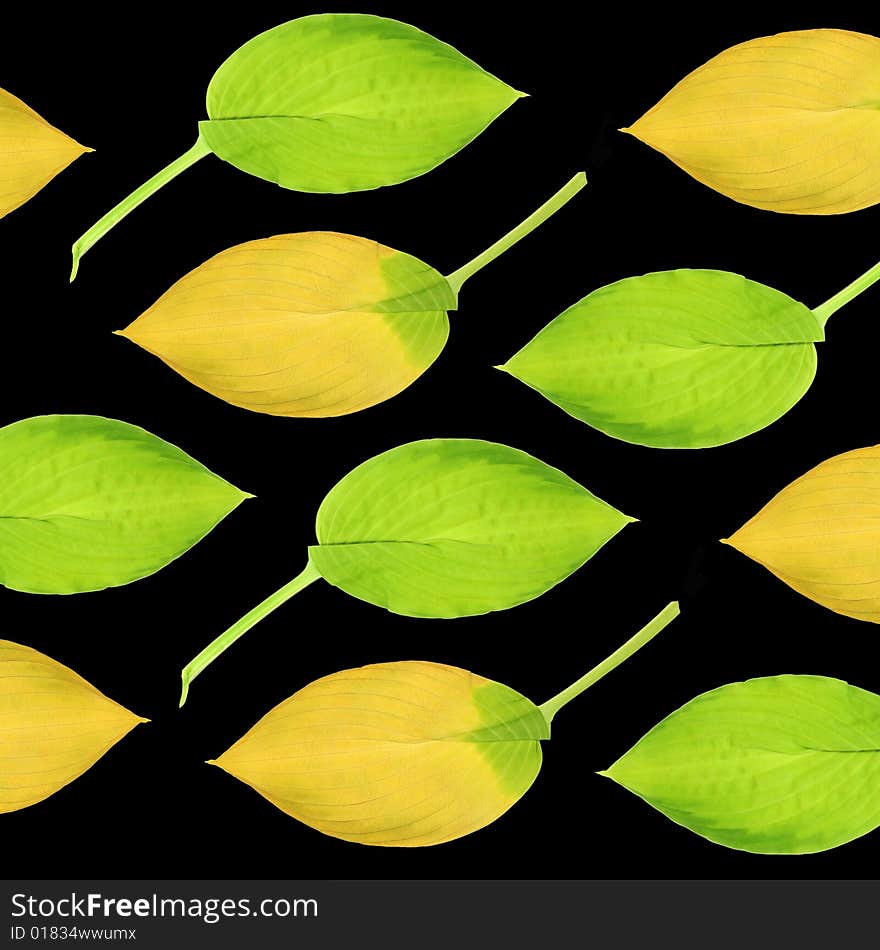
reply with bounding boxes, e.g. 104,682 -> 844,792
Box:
726,444 -> 880,622
0,87 -> 91,219
0,640 -> 145,813
502,268 -> 821,448
0,415 -> 245,594
629,29 -> 880,214
606,674 -> 880,853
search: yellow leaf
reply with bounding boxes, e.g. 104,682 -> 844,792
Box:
117,232 -> 454,418
624,29 -> 880,214
211,661 -> 547,846
724,445 -> 880,621
0,640 -> 146,813
0,87 -> 91,218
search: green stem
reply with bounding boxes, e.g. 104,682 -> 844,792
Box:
70,135 -> 212,281
445,171 -> 587,296
813,258 -> 880,327
179,560 -> 321,707
538,601 -> 680,726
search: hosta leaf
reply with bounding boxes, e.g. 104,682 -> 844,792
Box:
724,445 -> 880,622
603,675 -> 880,854
0,640 -> 145,813
211,603 -> 679,845
71,13 -> 522,276
212,661 -> 548,846
0,415 -> 250,594
115,174 -> 585,417
201,14 -> 522,192
310,439 -> 631,616
501,269 -> 823,448
0,87 -> 90,218
180,438 -> 632,702
624,29 -> 880,214
118,233 -> 454,417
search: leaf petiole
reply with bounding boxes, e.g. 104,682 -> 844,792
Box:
445,171 -> 587,296
70,135 -> 213,281
538,601 -> 680,726
179,560 -> 321,707
813,258 -> 880,327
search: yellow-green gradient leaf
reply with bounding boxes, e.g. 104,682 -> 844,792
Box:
725,445 -> 880,622
0,640 -> 145,813
625,29 -> 880,214
211,661 -> 548,846
0,87 -> 90,218
118,232 -> 454,417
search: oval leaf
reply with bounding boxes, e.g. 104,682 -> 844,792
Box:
118,233 -> 454,417
625,29 -> 880,214
309,439 -> 633,616
0,415 -> 250,594
211,661 -> 547,846
179,438 -> 638,703
0,86 -> 89,218
603,675 -> 880,854
501,270 -> 823,448
201,13 -> 522,192
725,444 -> 880,622
0,640 -> 145,813
71,13 -> 521,276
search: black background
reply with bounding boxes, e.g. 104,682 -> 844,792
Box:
4,2 -> 880,880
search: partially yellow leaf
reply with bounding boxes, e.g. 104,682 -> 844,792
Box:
0,640 -> 146,813
117,232 -> 454,418
725,445 -> 880,622
211,661 -> 547,846
0,87 -> 90,218
625,29 -> 880,214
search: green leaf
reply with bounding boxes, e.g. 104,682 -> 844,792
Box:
501,269 -> 824,448
0,415 -> 250,594
70,14 -> 522,277
602,675 -> 880,854
180,439 -> 634,702
201,13 -> 522,192
309,439 -> 633,617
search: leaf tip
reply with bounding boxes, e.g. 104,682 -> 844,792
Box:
515,90 -> 530,100
492,363 -> 509,373
178,676 -> 190,708
69,251 -> 80,283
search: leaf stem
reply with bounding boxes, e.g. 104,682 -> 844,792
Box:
179,560 -> 321,707
813,258 -> 880,327
445,171 -> 587,296
70,135 -> 213,281
538,601 -> 680,725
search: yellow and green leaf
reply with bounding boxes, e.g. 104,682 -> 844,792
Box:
117,174 -> 586,418
210,604 -> 679,845
117,233 -> 454,417
212,662 -> 547,846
